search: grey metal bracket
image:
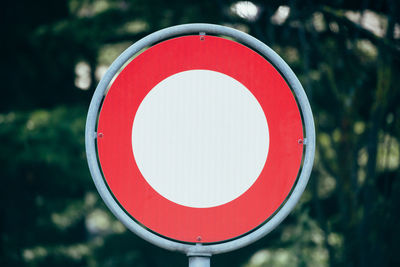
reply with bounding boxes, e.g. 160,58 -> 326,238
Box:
85,23 -> 315,265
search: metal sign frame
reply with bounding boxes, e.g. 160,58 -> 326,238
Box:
85,23 -> 315,265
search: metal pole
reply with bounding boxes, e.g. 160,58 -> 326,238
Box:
188,256 -> 211,267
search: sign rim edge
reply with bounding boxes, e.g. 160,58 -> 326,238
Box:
85,23 -> 316,255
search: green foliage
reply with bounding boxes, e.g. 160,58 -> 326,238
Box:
1,0 -> 400,266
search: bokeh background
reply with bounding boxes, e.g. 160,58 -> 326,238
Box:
1,0 -> 400,266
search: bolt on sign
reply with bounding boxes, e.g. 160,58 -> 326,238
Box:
86,24 -> 315,267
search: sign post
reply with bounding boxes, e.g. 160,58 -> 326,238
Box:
86,23 -> 315,266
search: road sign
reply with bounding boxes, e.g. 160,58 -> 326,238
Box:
86,23 -> 315,264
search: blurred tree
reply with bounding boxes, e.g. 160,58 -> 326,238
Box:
1,0 -> 399,266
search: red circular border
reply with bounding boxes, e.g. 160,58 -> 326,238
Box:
97,36 -> 303,243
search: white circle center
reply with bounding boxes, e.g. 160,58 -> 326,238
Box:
132,70 -> 269,208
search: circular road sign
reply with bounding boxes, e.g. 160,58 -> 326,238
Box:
86,24 -> 315,255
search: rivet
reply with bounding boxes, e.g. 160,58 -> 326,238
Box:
199,32 -> 206,41
196,236 -> 202,241
98,133 -> 104,138
298,139 -> 303,144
